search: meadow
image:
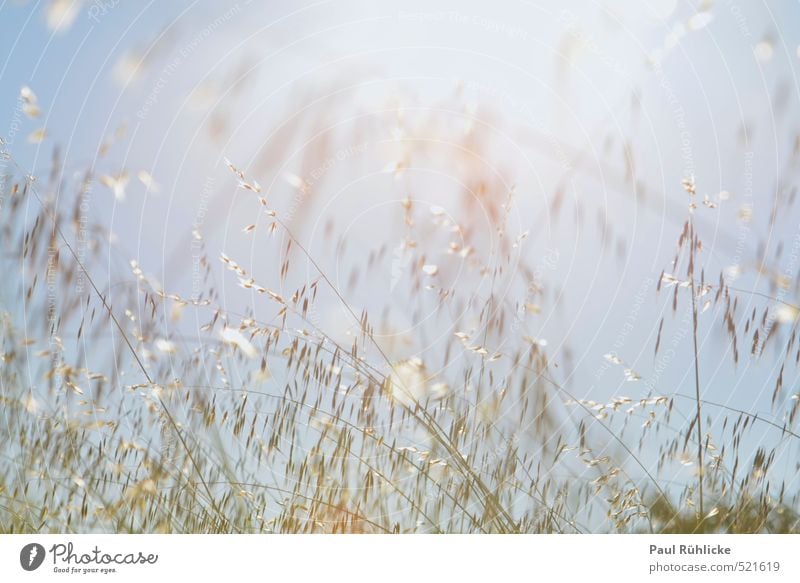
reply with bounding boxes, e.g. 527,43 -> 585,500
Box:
1,1 -> 800,535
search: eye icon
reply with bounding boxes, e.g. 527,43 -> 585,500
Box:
20,543 -> 46,571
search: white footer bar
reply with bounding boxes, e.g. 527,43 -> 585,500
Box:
1,534 -> 797,581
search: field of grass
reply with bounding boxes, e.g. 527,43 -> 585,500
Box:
2,1 -> 800,535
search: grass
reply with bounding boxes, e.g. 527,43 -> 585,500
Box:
1,88 -> 799,534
